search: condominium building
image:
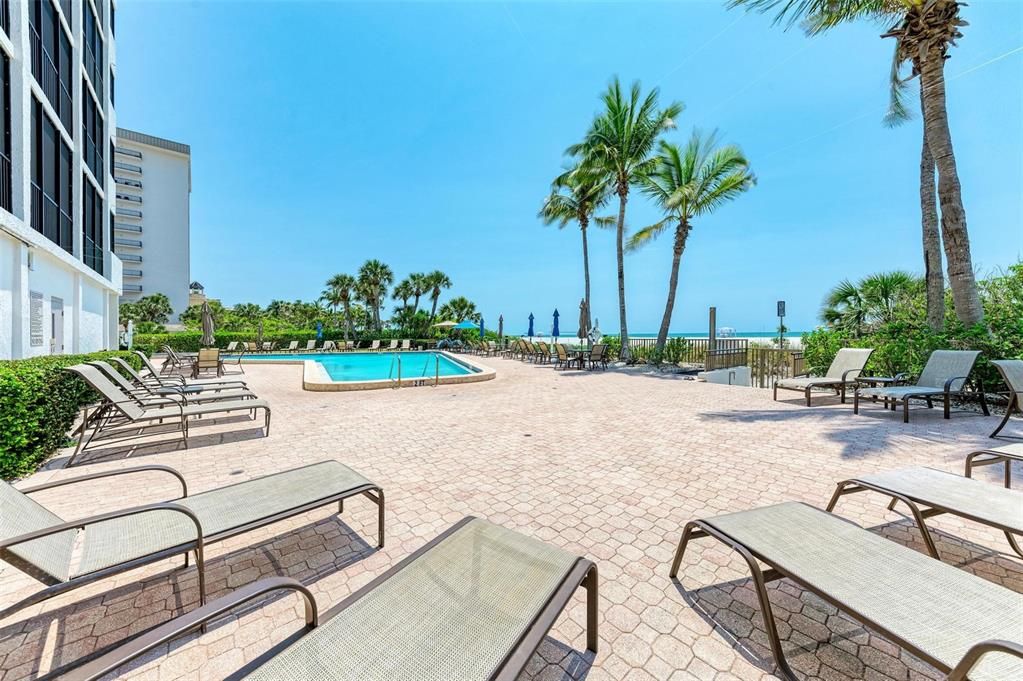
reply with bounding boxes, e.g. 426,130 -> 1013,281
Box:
113,127 -> 190,317
0,0 -> 121,360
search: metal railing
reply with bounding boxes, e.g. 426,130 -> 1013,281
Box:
83,235 -> 104,275
0,152 -> 10,213
748,348 -> 805,389
1,0 -> 9,36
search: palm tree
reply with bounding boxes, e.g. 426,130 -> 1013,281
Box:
539,165 -> 611,315
408,272 -> 429,315
438,296 -> 479,323
425,270 -> 452,322
628,133 -> 756,355
357,260 -> 394,331
569,78 -> 683,360
821,271 -> 918,335
393,279 -> 414,311
729,0 -> 983,326
326,273 -> 357,340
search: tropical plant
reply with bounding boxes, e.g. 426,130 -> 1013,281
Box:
437,296 -> 480,323
729,0 -> 983,326
628,132 -> 755,355
357,259 -> 394,331
568,78 -> 683,360
393,279 -> 414,311
539,164 -> 610,314
408,272 -> 429,315
119,293 -> 173,325
425,270 -> 452,322
326,273 -> 358,339
821,271 -> 919,335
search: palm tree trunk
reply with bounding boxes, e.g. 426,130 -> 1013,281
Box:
580,217 -> 591,315
656,221 -> 689,354
615,187 -> 630,361
919,54 -> 984,325
342,303 -> 351,341
919,103 -> 944,331
430,295 -> 439,322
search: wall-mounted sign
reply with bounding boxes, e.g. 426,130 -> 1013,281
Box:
30,291 -> 44,347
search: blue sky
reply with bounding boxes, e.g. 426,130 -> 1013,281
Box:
116,1 -> 1022,333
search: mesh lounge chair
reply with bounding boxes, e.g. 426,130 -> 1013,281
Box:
966,442 -> 1023,488
386,339 -> 399,351
65,365 -> 270,465
399,339 -> 411,351
369,340 -> 381,351
160,345 -> 195,375
67,516 -> 595,681
535,342 -> 552,365
854,350 -> 989,423
261,341 -> 275,352
89,361 -> 254,406
304,340 -> 318,352
322,340 -> 338,352
774,348 -> 873,406
285,341 -> 300,353
225,341 -> 240,352
827,466 -> 1023,559
669,502 -> 1023,681
989,359 -> 1023,438
0,461 -> 383,625
136,351 -> 245,387
110,357 -> 249,395
345,340 -> 355,351
245,341 -> 259,352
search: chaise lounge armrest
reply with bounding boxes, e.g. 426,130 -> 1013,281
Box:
64,577 -> 318,681
948,639 -> 1023,681
20,464 -> 189,498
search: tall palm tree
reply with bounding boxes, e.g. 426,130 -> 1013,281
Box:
357,260 -> 394,331
438,296 -> 480,323
729,0 -> 983,326
326,273 -> 357,340
408,272 -> 428,315
393,279 -> 413,311
628,133 -> 756,355
425,270 -> 452,322
569,78 -> 683,360
539,165 -> 610,315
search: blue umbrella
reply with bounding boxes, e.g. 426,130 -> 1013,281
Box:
552,309 -> 560,338
315,321 -> 323,340
527,313 -> 534,337
479,316 -> 485,338
453,320 -> 477,330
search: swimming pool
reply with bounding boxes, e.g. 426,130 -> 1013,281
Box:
237,351 -> 495,391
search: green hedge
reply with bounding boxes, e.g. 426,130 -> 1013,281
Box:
133,331 -> 447,355
0,351 -> 141,480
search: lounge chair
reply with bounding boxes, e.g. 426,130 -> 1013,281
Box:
586,344 -> 608,370
65,365 -> 271,465
773,348 -> 873,406
370,339 -> 381,351
245,341 -> 259,352
89,361 -> 254,406
966,442 -> 1023,488
670,502 -> 1023,681
385,339 -> 398,351
854,350 -> 989,423
322,340 -> 338,352
304,340 -> 318,352
553,343 -> 578,370
111,357 -> 249,395
192,348 -> 222,378
345,340 -> 355,351
0,461 -> 383,625
400,339 -> 411,351
67,516 -> 596,681
261,341 -> 275,352
225,341 -> 240,352
827,466 -> 1023,559
135,352 -> 246,387
285,340 -> 300,353
989,359 -> 1023,438
536,342 -> 552,364
160,345 -> 195,375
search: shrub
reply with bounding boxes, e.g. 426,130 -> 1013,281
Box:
131,331 -> 445,355
0,351 -> 141,480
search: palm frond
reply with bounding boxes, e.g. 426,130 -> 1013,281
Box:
883,39 -> 915,127
626,218 -> 672,251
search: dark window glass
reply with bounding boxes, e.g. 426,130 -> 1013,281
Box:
83,0 -> 104,101
83,175 -> 105,275
0,51 -> 10,213
82,78 -> 104,179
29,0 -> 73,132
30,97 -> 72,252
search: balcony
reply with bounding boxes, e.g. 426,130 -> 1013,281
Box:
122,284 -> 143,293
0,151 -> 10,213
116,193 -> 142,203
114,221 -> 141,233
123,269 -> 142,277
115,147 -> 142,160
115,177 -> 142,189
114,237 -> 142,248
118,253 -> 142,263
114,161 -> 142,174
116,207 -> 142,218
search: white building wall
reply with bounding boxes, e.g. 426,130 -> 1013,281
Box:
114,129 -> 190,319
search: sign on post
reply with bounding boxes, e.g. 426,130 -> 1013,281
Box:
777,300 -> 786,318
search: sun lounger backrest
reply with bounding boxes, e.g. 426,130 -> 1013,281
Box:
134,351 -> 160,377
67,364 -> 146,420
917,350 -> 980,390
306,340 -> 316,350
88,361 -> 141,396
110,357 -> 146,383
992,359 -> 1023,395
825,348 -> 873,379
0,482 -> 75,583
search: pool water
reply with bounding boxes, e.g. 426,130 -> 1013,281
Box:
243,352 -> 472,382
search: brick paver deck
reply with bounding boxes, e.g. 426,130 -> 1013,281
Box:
0,357 -> 1018,680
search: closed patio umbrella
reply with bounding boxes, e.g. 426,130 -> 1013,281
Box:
578,299 -> 590,345
527,313 -> 534,337
479,316 -> 484,339
498,315 -> 504,341
200,301 -> 215,348
552,309 -> 560,339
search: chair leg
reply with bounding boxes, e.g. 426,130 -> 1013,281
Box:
977,378 -> 989,416
773,384 -> 777,401
903,398 -> 910,423
943,393 -> 950,419
584,563 -> 599,653
376,488 -> 385,548
886,496 -> 941,559
853,389 -> 860,414
990,395 -> 1016,438
805,387 -> 812,407
1005,532 -> 1023,559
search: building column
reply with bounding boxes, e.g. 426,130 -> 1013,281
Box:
10,242 -> 28,358
72,272 -> 82,354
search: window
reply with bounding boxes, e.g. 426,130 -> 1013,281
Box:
30,97 -> 73,252
0,51 -> 10,213
29,0 -> 73,132
110,67 -> 114,106
82,0 -> 104,101
82,78 -> 104,179
111,2 -> 115,36
83,175 -> 104,275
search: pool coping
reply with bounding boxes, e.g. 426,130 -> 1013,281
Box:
237,350 -> 496,392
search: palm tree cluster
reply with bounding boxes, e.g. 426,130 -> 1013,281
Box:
729,0 -> 983,330
821,271 -> 920,336
542,78 -> 755,358
321,264 -> 460,338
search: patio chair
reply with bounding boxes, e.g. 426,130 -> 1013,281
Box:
304,340 -> 318,351
322,340 -> 338,352
67,516 -> 596,681
370,339 -> 381,351
854,350 -> 989,423
135,352 -> 246,388
110,357 -> 249,396
285,341 -> 300,353
192,348 -> 222,378
536,342 -> 552,364
160,345 -> 195,375
387,339 -> 398,351
553,343 -> 578,370
827,466 -> 1023,559
773,348 -> 873,406
0,461 -> 383,625
261,341 -> 275,352
988,359 -> 1023,438
966,442 -> 1023,488
89,361 -> 255,406
225,341 -> 240,352
670,502 -> 1023,681
400,339 -> 411,351
586,344 -> 608,370
65,365 -> 271,465
345,340 -> 355,351
245,341 -> 259,352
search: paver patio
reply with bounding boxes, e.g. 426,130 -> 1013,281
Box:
0,356 -> 1018,680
